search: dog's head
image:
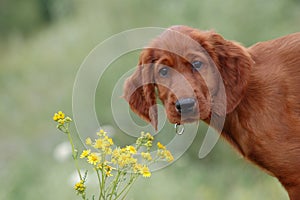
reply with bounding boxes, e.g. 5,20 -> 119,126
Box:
123,26 -> 253,130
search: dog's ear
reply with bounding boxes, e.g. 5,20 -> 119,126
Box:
195,31 -> 253,113
123,50 -> 158,130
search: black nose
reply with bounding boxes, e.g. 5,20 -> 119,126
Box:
175,98 -> 196,114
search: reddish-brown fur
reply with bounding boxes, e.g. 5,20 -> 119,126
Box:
123,25 -> 300,199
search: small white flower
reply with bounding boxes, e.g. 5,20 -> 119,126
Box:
53,141 -> 72,162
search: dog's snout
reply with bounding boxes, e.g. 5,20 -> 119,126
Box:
175,98 -> 196,113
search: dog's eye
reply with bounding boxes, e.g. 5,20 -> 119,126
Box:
159,67 -> 169,77
192,61 -> 203,70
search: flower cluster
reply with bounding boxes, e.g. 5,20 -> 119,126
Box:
136,132 -> 154,150
52,111 -> 72,134
53,111 -> 72,125
53,111 -> 174,200
80,130 -> 159,179
74,180 -> 86,195
157,142 -> 174,162
78,130 -> 173,199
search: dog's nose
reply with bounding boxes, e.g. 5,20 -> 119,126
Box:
175,98 -> 196,114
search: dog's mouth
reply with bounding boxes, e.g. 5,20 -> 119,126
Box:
178,118 -> 199,124
166,96 -> 211,125
169,105 -> 212,125
171,110 -> 200,125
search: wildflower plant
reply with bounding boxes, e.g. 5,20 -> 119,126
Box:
53,111 -> 174,200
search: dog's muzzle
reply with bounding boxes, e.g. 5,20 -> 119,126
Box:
175,98 -> 196,114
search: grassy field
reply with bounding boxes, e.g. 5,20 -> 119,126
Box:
1,0 -> 299,199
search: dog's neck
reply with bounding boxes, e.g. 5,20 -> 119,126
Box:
221,111 -> 247,156
216,80 -> 277,176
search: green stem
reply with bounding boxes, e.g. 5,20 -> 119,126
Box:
119,175 -> 138,200
66,129 -> 83,180
101,167 -> 106,199
135,143 -> 142,151
109,170 -> 122,200
63,124 -> 86,200
105,172 -> 119,198
113,173 -> 137,200
96,169 -> 105,200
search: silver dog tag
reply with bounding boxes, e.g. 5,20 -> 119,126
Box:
175,123 -> 184,135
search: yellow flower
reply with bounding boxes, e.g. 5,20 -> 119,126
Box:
94,138 -> 104,149
85,137 -> 92,145
119,154 -> 131,167
140,165 -> 151,177
145,132 -> 154,141
157,147 -> 174,162
157,142 -> 166,150
164,150 -> 174,162
94,136 -> 113,151
128,157 -> 137,165
105,165 -> 114,177
97,129 -> 106,136
80,149 -> 91,159
53,113 -> 59,121
87,153 -> 100,165
141,152 -> 152,161
74,180 -> 86,194
126,146 -> 137,154
106,137 -> 114,146
145,141 -> 152,148
106,170 -> 113,177
112,148 -> 121,161
58,111 -> 65,119
103,136 -> 113,147
53,111 -> 65,121
65,116 -> 72,122
105,147 -> 112,155
133,162 -> 151,177
133,163 -> 143,173
115,151 -> 137,168
57,119 -> 65,125
53,111 -> 72,125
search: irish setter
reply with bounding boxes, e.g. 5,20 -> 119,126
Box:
123,25 -> 300,199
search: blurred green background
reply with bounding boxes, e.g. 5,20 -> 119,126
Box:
1,0 -> 299,199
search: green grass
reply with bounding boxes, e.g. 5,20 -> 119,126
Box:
1,0 -> 299,199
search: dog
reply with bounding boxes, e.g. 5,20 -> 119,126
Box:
123,25 -> 300,199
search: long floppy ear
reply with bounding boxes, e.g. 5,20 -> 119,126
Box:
123,51 -> 158,130
195,31 -> 253,113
